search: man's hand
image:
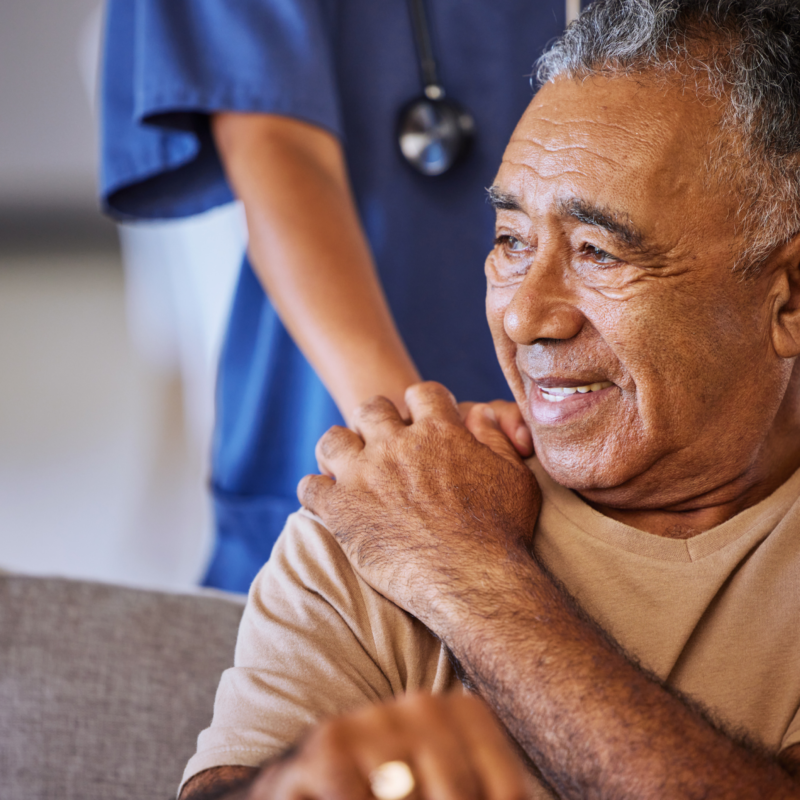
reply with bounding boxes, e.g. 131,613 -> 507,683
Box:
254,693 -> 530,800
182,693 -> 532,800
297,382 -> 541,623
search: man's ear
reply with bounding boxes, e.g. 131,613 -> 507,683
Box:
770,232 -> 800,359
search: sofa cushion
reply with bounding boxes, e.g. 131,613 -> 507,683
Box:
0,574 -> 245,800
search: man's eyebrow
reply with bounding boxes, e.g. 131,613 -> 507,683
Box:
488,189 -> 650,251
558,197 -> 645,248
486,186 -> 523,211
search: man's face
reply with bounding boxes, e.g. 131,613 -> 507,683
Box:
486,75 -> 791,510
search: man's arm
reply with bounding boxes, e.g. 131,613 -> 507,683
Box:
445,553 -> 800,799
180,766 -> 257,800
212,112 -> 420,424
298,383 -> 800,799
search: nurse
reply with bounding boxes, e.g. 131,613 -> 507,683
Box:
100,0 -> 568,591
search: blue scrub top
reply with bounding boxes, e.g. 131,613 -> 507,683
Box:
100,0 -> 566,591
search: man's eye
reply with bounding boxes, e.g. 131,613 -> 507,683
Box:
495,235 -> 528,254
583,244 -> 619,264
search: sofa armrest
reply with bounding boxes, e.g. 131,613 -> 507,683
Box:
0,574 -> 245,800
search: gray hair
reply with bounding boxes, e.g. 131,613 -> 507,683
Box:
536,0 -> 800,272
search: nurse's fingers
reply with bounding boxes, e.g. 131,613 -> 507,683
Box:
486,400 -> 533,457
459,400 -> 532,457
463,404 -> 525,466
405,382 -> 461,425
315,425 -> 364,477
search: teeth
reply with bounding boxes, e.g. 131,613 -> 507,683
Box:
540,381 -> 613,403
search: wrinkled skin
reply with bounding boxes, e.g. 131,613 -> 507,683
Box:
485,76 -> 800,537
292,74 -> 800,799
302,386 -> 541,625
181,74 -> 800,800
300,72 -> 800,601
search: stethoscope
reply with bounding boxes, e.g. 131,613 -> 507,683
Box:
397,0 -> 582,177
397,0 -> 474,176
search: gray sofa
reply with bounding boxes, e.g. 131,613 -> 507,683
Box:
0,573 -> 245,800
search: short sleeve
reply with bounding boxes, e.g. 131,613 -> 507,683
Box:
100,0 -> 343,220
782,706 -> 800,753
179,509 -> 456,790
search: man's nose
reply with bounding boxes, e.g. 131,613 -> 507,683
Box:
503,250 -> 584,345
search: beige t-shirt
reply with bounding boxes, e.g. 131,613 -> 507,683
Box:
182,458 -> 800,790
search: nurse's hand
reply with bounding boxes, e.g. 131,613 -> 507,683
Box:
458,399 -> 533,458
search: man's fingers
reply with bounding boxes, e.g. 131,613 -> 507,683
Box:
451,694 -> 529,800
315,424 -> 363,476
354,694 -> 482,800
297,473 -> 336,515
351,395 -> 406,440
263,693 -> 529,800
257,730 -> 373,800
405,381 -> 461,424
399,694 -> 482,800
465,404 -> 525,466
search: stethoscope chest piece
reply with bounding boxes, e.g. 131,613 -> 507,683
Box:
397,92 -> 475,176
398,0 -> 476,177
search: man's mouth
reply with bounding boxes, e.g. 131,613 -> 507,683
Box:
538,381 -> 614,403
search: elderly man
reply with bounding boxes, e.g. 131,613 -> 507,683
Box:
180,1 -> 800,797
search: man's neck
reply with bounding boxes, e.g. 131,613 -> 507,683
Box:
586,428 -> 800,539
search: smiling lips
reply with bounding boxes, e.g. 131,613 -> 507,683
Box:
539,381 -> 614,403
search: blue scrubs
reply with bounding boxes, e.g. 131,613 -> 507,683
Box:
100,0 -> 566,591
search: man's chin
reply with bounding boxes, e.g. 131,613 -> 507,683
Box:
533,440 -> 689,512
533,438 -> 646,495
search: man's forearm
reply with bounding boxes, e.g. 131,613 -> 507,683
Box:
440,557 -> 800,799
179,766 -> 258,800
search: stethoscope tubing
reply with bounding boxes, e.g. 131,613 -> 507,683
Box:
398,0 -> 581,176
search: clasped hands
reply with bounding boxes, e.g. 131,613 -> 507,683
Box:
297,381 -> 541,630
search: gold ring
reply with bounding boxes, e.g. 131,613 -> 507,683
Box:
369,760 -> 415,800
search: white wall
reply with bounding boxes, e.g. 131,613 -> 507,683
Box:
0,0 -> 101,209
0,1 -> 221,590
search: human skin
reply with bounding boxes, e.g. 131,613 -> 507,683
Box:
487,77 -> 800,536
211,112 -> 531,454
211,112 -> 421,424
180,692 -> 532,800
292,74 -> 800,797
187,76 -> 800,797
179,114 -> 533,800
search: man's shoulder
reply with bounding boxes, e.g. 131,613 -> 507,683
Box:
244,507 -> 448,671
240,507 -> 361,620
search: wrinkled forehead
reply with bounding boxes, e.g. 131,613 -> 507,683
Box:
497,75 -> 722,215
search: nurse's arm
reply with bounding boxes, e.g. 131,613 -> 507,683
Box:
211,112 -> 420,424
